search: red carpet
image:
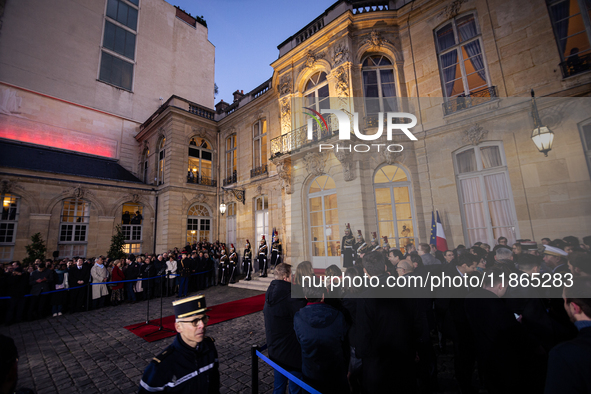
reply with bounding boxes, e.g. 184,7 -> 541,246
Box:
124,293 -> 266,342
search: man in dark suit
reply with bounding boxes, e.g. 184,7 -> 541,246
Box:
545,277 -> 591,393
465,266 -> 546,393
68,258 -> 90,312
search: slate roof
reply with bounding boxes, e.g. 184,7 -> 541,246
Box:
0,139 -> 142,183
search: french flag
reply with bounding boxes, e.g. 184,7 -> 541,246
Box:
430,211 -> 448,251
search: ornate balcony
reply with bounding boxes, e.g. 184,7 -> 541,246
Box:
250,164 -> 268,178
186,174 -> 217,186
560,53 -> 591,78
442,86 -> 499,116
271,114 -> 337,157
223,171 -> 237,186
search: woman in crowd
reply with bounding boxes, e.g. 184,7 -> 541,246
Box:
110,259 -> 125,306
51,263 -> 69,316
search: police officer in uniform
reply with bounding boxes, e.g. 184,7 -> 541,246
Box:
219,247 -> 229,285
228,244 -> 238,284
139,294 -> 220,393
270,229 -> 282,270
341,223 -> 355,268
258,235 -> 268,278
243,240 -> 253,281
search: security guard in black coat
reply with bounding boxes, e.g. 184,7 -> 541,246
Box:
139,295 -> 220,393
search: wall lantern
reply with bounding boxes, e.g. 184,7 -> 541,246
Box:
530,90 -> 554,157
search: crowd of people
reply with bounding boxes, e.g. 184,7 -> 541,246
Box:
264,235 -> 591,394
0,241 -> 235,326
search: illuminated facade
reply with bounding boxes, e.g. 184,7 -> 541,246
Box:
1,0 -> 591,267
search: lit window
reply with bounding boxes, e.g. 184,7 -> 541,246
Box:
0,194 -> 19,262
121,202 -> 143,253
59,199 -> 90,259
187,138 -> 214,186
253,120 -> 268,175
255,196 -> 268,246
308,175 -> 340,267
454,143 -> 518,246
435,13 -> 491,99
226,202 -> 237,248
374,165 -> 416,254
547,0 -> 591,77
187,204 -> 211,243
225,134 -> 237,185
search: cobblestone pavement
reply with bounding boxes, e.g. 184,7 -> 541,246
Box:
1,286 -> 466,394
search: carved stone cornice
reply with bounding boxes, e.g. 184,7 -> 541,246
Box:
463,124 -> 488,146
334,143 -> 355,182
278,74 -> 292,96
331,42 -> 350,68
362,30 -> 390,49
303,152 -> 326,177
275,158 -> 293,194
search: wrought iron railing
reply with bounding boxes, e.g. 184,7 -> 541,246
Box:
223,171 -> 237,186
270,114 -> 337,157
442,86 -> 499,115
186,174 -> 217,186
560,53 -> 591,78
250,164 -> 268,178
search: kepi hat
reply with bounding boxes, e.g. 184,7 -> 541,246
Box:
173,294 -> 209,319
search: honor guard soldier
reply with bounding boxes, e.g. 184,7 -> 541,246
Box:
353,230 -> 365,265
219,247 -> 229,285
382,236 -> 390,253
258,235 -> 268,277
356,242 -> 370,262
341,223 -> 355,268
139,295 -> 220,393
270,229 -> 282,270
228,244 -> 238,284
243,240 -> 253,281
370,232 -> 381,252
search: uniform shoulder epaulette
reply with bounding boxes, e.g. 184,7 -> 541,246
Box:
152,348 -> 175,364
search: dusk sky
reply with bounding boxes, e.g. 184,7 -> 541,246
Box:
167,0 -> 337,105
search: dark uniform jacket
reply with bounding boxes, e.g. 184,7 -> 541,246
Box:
139,334 -> 220,393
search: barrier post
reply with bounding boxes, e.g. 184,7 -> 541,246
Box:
251,344 -> 259,394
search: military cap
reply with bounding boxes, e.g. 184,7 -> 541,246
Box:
173,294 -> 209,319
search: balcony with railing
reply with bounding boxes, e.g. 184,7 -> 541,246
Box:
442,86 -> 499,116
223,171 -> 237,186
250,164 -> 268,178
560,52 -> 591,78
271,114 -> 337,157
186,174 -> 217,186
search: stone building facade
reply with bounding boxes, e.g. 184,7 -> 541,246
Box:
1,0 -> 591,269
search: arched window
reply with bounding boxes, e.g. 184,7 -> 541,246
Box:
255,196 -> 268,245
141,148 -> 149,184
187,204 -> 211,243
121,202 -> 143,254
252,120 -> 268,176
362,55 -> 397,115
59,199 -> 90,258
226,202 -> 237,248
157,138 -> 165,185
0,194 -> 19,262
435,13 -> 491,104
374,165 -> 417,253
225,134 -> 237,185
304,72 -> 329,112
308,175 -> 340,268
188,138 -> 214,185
454,142 -> 518,246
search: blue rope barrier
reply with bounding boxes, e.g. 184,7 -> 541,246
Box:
255,350 -> 322,394
0,269 -> 214,299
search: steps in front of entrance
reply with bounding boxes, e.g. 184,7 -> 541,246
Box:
228,272 -> 273,292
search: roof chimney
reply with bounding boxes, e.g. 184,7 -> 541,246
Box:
233,90 -> 245,103
215,100 -> 230,114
